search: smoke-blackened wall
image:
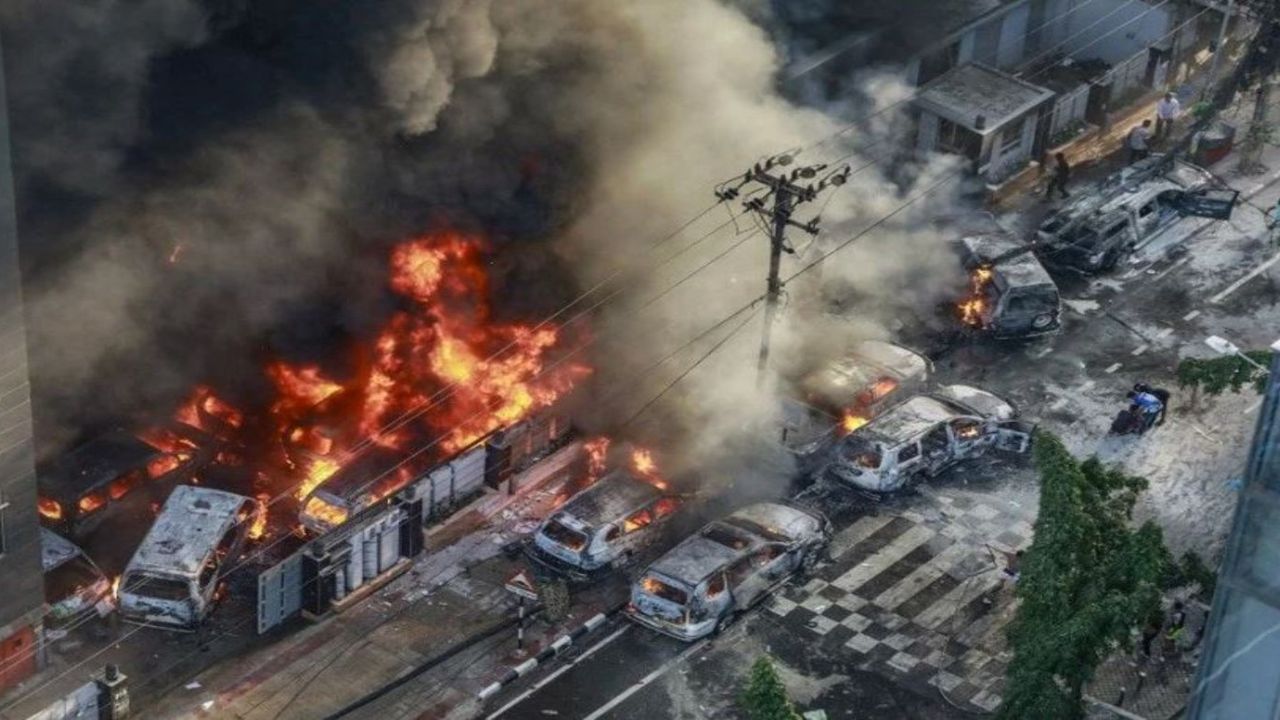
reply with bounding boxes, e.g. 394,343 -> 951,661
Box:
1,0 -> 963,466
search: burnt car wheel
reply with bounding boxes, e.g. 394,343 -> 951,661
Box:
1032,313 -> 1054,330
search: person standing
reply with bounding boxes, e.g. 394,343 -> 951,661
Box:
1127,120 -> 1153,163
1045,152 -> 1071,200
1155,92 -> 1182,142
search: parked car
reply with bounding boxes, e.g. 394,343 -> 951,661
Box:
626,502 -> 830,641
40,528 -> 114,628
823,384 -> 1032,492
778,340 -> 933,463
117,486 -> 253,630
1036,155 -> 1237,273
527,468 -> 681,582
37,431 -> 161,539
955,215 -> 1062,339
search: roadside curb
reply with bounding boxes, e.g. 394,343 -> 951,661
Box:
477,603 -> 624,701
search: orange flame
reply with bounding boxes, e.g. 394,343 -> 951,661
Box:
959,266 -> 994,328
630,447 -> 669,490
38,497 -> 62,521
168,244 -> 183,264
78,492 -> 106,516
584,437 -> 610,483
111,576 -> 121,600
249,493 -> 270,540
841,413 -> 869,434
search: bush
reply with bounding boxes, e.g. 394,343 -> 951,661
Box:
740,656 -> 801,720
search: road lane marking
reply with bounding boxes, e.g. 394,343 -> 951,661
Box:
1210,250 -> 1280,304
1105,363 -> 1122,374
1080,380 -> 1096,392
1183,310 -> 1201,321
1155,328 -> 1174,340
1029,346 -> 1053,359
486,625 -> 632,719
1131,344 -> 1149,356
581,638 -> 710,720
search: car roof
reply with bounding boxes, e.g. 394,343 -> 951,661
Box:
40,528 -> 84,571
859,395 -> 965,443
961,233 -> 1055,289
1042,157 -> 1210,232
38,431 -> 159,500
648,524 -> 755,585
724,502 -> 821,541
558,470 -> 661,529
126,486 -> 250,579
799,340 -> 929,407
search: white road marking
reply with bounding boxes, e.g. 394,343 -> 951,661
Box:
1029,346 -> 1053,359
1105,363 -> 1123,374
1131,344 -> 1149,356
1155,328 -> 1174,340
1183,310 -> 1201,321
1248,399 -> 1265,414
1149,255 -> 1193,283
1080,380 -> 1096,392
833,525 -> 935,592
486,625 -> 632,719
1048,397 -> 1069,411
581,638 -> 710,720
1210,250 -> 1280,304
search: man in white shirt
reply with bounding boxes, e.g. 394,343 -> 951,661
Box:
1127,119 -> 1152,163
1155,91 -> 1181,141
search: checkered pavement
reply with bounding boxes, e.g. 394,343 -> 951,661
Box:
768,485 -> 1037,713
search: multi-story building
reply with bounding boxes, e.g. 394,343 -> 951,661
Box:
1188,339 -> 1280,719
0,30 -> 48,695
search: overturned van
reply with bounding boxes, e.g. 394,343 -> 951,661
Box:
118,486 -> 253,630
527,469 -> 681,581
1036,156 -> 1237,273
626,502 -> 830,641
958,226 -> 1061,339
779,340 -> 933,461
823,384 -> 1031,492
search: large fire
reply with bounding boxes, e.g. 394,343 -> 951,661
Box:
136,231 -> 587,533
959,266 -> 994,328
630,447 -> 669,491
840,413 -> 869,434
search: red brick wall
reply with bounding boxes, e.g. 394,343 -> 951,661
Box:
0,625 -> 38,694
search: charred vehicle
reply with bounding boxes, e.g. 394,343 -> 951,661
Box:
1036,156 -> 1237,273
527,468 -> 681,581
626,502 -> 830,641
956,216 -> 1061,339
824,385 -> 1031,492
118,486 -> 253,630
778,340 -> 932,463
37,432 -> 162,539
41,529 -> 114,628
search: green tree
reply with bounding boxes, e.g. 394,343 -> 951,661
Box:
740,656 -> 801,720
998,433 -> 1168,720
1177,353 -> 1269,408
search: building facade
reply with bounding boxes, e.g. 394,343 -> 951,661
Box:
0,30 -> 48,695
1188,339 -> 1280,719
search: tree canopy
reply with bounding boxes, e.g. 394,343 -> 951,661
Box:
741,655 -> 801,720
1177,353 -> 1269,397
998,432 -> 1168,720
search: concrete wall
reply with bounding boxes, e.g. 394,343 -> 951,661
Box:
1063,0 -> 1171,65
0,29 -> 48,694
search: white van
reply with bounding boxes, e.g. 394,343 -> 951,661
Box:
118,486 -> 253,630
626,502 -> 830,641
824,385 -> 1031,492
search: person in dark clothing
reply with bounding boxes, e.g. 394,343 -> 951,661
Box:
1141,615 -> 1162,658
1045,152 -> 1070,200
1111,404 -> 1146,435
1135,382 -> 1172,425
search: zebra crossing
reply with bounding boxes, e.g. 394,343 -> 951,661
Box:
768,483 -> 1037,713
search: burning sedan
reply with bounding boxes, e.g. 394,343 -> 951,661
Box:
40,528 -> 114,628
823,384 -> 1031,492
527,462 -> 681,582
950,213 -> 1061,339
778,340 -> 932,465
626,502 -> 829,641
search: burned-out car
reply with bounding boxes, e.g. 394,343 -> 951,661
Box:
527,468 -> 681,581
778,340 -> 933,462
956,220 -> 1061,339
118,486 -> 253,630
41,528 -> 114,628
37,432 -> 162,539
626,502 -> 830,640
1036,156 -> 1237,273
823,384 -> 1031,492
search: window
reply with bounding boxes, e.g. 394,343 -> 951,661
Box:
128,573 -> 190,601
898,443 -> 921,464
1104,221 -> 1129,240
918,41 -> 960,85
1000,126 -> 1022,157
623,507 -> 654,534
706,573 -> 726,597
1138,202 -> 1156,218
937,118 -> 968,154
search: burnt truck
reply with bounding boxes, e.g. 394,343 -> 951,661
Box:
526,468 -> 682,582
778,340 -> 932,464
626,502 -> 830,641
823,384 -> 1031,492
118,486 -> 253,630
1036,155 -> 1237,273
956,216 -> 1062,339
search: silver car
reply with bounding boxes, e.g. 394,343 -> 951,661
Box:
626,502 -> 830,641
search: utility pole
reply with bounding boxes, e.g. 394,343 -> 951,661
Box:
717,153 -> 850,385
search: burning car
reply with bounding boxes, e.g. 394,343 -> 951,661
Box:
37,431 -> 163,539
779,340 -> 932,462
527,467 -> 681,581
956,226 -> 1061,339
1036,155 -> 1237,273
823,384 -> 1031,492
118,486 -> 253,630
626,502 -> 829,641
40,529 -> 114,628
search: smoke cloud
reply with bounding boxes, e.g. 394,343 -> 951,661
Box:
3,0 -> 963,473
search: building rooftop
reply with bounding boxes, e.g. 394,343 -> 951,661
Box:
916,63 -> 1055,134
